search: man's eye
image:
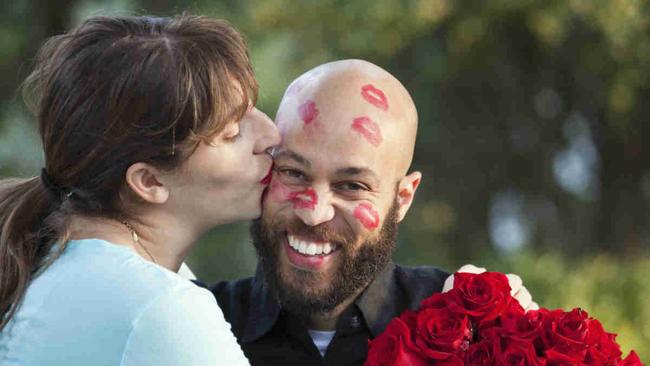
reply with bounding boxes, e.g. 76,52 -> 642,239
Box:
278,168 -> 306,181
337,182 -> 368,191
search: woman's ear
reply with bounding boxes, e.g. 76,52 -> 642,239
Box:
396,171 -> 422,222
124,162 -> 169,204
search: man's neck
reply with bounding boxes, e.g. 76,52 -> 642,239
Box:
305,286 -> 367,331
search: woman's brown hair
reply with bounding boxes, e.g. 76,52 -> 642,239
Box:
0,14 -> 258,330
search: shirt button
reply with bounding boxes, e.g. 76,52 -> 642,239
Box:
350,316 -> 360,328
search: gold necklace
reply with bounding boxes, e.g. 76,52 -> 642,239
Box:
121,221 -> 157,264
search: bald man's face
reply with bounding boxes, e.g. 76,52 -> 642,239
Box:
251,64 -> 421,315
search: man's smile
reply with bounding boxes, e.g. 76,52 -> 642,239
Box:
283,233 -> 340,272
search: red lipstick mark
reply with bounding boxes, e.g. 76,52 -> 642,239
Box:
260,166 -> 273,185
289,188 -> 318,210
298,100 -> 319,124
354,203 -> 380,230
352,116 -> 383,147
361,84 -> 389,111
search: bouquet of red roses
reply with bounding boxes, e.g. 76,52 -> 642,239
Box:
365,271 -> 644,365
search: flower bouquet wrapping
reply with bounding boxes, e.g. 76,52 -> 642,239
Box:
365,271 -> 644,365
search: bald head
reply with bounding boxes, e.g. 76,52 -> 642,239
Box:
276,59 -> 418,177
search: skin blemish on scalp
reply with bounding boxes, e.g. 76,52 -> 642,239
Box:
288,188 -> 318,210
360,84 -> 389,111
354,202 -> 380,230
298,100 -> 319,124
352,116 -> 383,147
286,81 -> 303,96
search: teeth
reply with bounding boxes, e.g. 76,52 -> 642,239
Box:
287,235 -> 335,256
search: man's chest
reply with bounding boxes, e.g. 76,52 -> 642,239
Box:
242,327 -> 371,366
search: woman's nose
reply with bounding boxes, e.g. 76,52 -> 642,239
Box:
253,109 -> 281,154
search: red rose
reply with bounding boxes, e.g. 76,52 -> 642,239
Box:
544,345 -> 587,366
583,347 -> 610,366
364,314 -> 428,366
446,272 -> 513,323
482,300 -> 543,342
584,319 -> 621,362
556,309 -> 590,344
540,308 -> 590,355
620,351 -> 644,366
419,292 -> 448,311
498,336 -> 545,366
414,307 -> 472,359
432,355 -> 465,366
463,338 -> 500,366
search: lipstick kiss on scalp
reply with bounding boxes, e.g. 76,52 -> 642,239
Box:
298,100 -> 319,124
288,188 -> 318,210
354,202 -> 380,230
361,84 -> 389,111
352,116 -> 383,147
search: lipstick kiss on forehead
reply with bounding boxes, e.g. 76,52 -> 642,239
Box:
354,202 -> 380,230
352,116 -> 382,147
288,188 -> 318,210
361,84 -> 389,111
298,100 -> 319,124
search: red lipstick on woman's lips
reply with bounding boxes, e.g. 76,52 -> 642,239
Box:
260,164 -> 274,185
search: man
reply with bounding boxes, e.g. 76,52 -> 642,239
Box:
206,60 -> 534,365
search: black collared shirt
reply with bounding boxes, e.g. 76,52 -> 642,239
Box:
204,263 -> 449,366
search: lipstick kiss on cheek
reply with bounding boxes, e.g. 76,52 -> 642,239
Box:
353,202 -> 380,230
266,179 -> 319,211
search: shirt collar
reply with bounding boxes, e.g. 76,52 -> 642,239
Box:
241,261 -> 400,342
354,262 -> 403,337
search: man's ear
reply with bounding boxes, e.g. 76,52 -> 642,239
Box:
396,171 -> 422,222
124,162 -> 169,204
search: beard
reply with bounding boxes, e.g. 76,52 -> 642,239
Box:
250,199 -> 399,320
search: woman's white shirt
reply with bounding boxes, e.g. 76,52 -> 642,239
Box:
0,238 -> 249,366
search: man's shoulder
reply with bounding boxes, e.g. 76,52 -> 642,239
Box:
393,264 -> 450,309
204,277 -> 255,312
394,264 -> 450,283
194,277 -> 256,330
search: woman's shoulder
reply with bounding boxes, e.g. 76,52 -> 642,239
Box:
54,238 -> 210,307
15,238 -> 216,324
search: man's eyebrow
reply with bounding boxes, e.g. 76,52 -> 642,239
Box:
335,166 -> 379,180
273,150 -> 311,167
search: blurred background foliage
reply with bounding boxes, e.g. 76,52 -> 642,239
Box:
1,0 -> 648,358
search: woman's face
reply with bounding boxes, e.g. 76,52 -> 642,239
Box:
165,106 -> 280,230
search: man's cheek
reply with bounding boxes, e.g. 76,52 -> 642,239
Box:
353,202 -> 380,230
266,179 -> 318,211
266,178 -> 292,204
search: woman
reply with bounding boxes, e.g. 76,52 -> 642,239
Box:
0,14 -> 279,365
